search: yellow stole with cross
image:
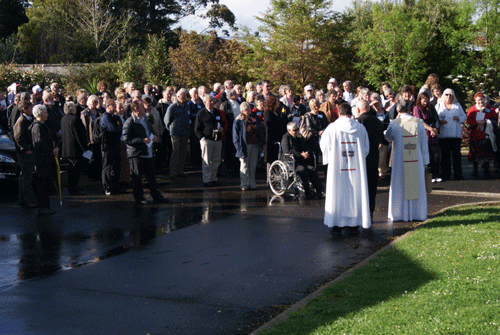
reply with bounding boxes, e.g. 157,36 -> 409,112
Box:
394,116 -> 420,200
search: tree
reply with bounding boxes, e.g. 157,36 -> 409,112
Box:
350,1 -> 435,89
169,31 -> 249,88
241,0 -> 356,92
63,0 -> 133,61
0,0 -> 29,40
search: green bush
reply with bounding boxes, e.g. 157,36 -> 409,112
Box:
63,63 -> 120,96
0,63 -> 62,93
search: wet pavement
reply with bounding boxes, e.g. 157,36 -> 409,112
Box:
0,157 -> 499,334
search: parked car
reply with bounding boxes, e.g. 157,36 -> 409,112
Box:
0,126 -> 19,179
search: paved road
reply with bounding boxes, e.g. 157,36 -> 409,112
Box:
0,160 -> 498,334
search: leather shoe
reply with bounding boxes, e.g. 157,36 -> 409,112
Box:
135,199 -> 150,206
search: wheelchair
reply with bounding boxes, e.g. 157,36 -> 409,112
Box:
268,142 -> 315,196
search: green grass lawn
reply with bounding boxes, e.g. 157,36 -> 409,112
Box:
260,205 -> 500,335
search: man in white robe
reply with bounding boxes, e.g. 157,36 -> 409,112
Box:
320,103 -> 371,235
385,99 -> 430,222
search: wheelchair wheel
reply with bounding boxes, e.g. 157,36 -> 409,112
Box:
268,160 -> 289,196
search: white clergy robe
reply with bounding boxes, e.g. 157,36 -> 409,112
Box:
385,114 -> 430,222
320,117 -> 371,229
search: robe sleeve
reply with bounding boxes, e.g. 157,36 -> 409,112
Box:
418,121 -> 430,165
384,121 -> 395,142
320,127 -> 330,165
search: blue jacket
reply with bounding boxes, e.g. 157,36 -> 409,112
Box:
232,115 -> 266,159
165,101 -> 190,136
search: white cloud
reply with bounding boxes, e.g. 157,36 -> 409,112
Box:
179,0 -> 353,34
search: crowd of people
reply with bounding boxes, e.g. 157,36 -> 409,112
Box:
1,75 -> 498,235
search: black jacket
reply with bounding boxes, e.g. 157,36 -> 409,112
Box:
61,113 -> 87,158
264,110 -> 286,163
100,113 -> 123,149
195,107 -> 223,141
30,121 -> 55,180
281,132 -> 314,167
357,112 -> 384,169
122,114 -> 153,158
13,115 -> 33,154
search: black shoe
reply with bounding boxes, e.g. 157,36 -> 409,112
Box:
211,180 -> 221,186
135,199 -> 150,206
204,182 -> 214,187
330,226 -> 342,236
152,197 -> 169,204
348,226 -> 360,234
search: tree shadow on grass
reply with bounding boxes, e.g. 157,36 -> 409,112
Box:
259,246 -> 437,335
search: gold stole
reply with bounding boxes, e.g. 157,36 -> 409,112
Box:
394,117 -> 420,200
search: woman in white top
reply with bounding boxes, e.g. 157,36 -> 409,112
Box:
435,88 -> 466,180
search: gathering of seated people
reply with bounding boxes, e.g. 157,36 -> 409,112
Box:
2,74 -> 499,215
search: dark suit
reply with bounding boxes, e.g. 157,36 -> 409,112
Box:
357,112 -> 384,215
30,121 -> 55,209
122,114 -> 162,202
61,113 -> 88,193
13,115 -> 35,205
281,132 -> 323,196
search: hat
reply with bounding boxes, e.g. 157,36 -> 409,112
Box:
328,78 -> 337,84
473,92 -> 484,100
304,84 -> 314,91
32,85 -> 42,93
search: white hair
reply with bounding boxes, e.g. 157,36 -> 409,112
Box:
33,104 -> 47,118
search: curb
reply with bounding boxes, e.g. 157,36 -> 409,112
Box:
250,200 -> 500,335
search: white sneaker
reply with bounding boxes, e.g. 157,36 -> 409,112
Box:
431,179 -> 436,183
436,178 -> 442,183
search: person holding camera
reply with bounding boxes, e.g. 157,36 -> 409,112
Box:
195,95 -> 227,187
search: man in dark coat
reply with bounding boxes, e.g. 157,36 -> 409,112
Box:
100,99 -> 123,195
30,104 -> 58,215
282,122 -> 323,198
122,100 -> 168,205
13,101 -> 36,207
356,99 -> 384,218
61,101 -> 88,195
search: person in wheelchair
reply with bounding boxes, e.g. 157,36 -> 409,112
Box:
281,122 -> 324,199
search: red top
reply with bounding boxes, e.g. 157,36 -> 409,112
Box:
466,105 -> 498,141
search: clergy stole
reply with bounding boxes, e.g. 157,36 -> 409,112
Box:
394,117 -> 420,200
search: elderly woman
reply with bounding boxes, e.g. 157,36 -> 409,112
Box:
81,94 -> 102,180
467,92 -> 498,177
301,99 -> 328,159
413,93 -> 441,182
436,88 -> 466,180
30,104 -> 58,215
233,102 -> 266,191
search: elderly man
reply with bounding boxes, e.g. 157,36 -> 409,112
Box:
100,99 -> 123,195
31,104 -> 59,215
13,101 -> 36,207
220,88 -> 241,174
218,80 -> 234,103
9,92 -> 29,134
195,95 -> 226,186
261,80 -> 272,100
356,99 -> 384,219
320,103 -> 371,236
61,101 -> 87,195
385,99 -> 429,222
42,90 -> 63,143
50,82 -> 65,110
282,122 -> 323,198
75,92 -> 88,117
165,89 -> 190,178
123,100 -> 168,205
